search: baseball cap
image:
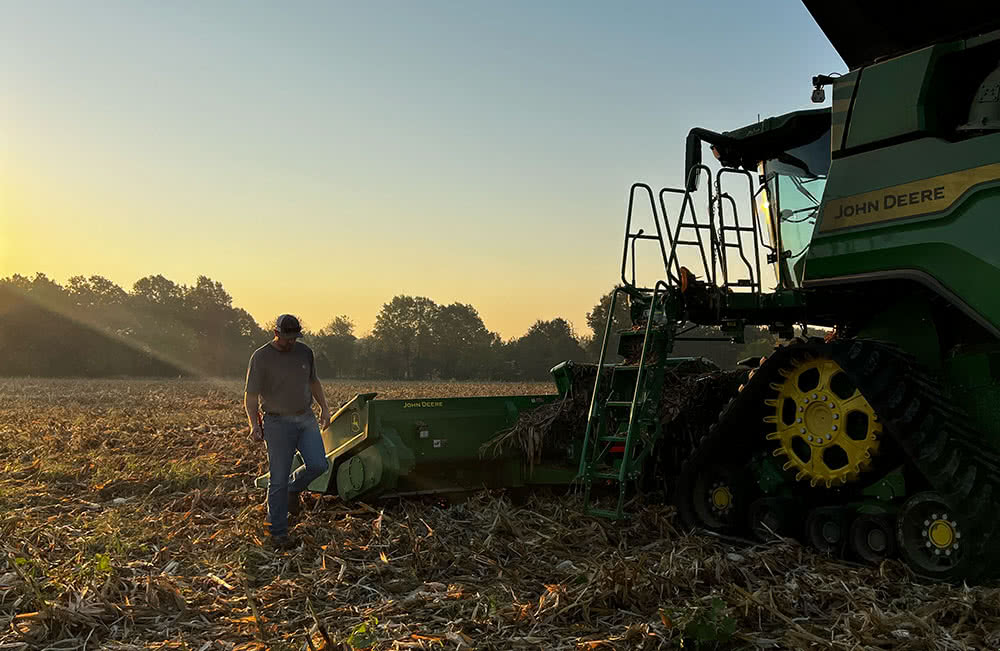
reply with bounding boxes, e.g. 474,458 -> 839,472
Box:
275,314 -> 304,339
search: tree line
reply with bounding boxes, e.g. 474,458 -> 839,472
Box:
0,273 -> 778,380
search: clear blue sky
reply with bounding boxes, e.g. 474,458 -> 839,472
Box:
2,0 -> 844,338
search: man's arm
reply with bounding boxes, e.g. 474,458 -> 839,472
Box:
310,379 -> 331,430
307,348 -> 331,429
245,392 -> 263,440
244,351 -> 264,441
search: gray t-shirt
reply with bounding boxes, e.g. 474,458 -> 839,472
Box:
245,341 -> 319,415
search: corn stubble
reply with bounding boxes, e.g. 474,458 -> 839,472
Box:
1,378 -> 999,650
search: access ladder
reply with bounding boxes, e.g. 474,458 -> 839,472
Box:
578,281 -> 675,519
577,184 -> 678,520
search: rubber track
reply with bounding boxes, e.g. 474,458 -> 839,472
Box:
676,337 -> 1000,582
831,338 -> 1000,580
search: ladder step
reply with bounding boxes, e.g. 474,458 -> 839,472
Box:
585,507 -> 625,520
613,365 -> 641,372
606,401 -> 634,408
598,435 -> 628,443
590,470 -> 623,481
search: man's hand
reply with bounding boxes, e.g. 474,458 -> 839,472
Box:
249,422 -> 264,442
320,409 -> 332,431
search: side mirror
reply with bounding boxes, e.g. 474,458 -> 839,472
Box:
684,131 -> 702,192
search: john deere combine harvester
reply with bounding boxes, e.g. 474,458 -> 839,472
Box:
262,4 -> 1000,581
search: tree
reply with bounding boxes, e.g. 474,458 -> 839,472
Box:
67,275 -> 128,309
371,296 -> 440,379
315,315 -> 357,378
132,274 -> 184,305
64,276 -> 137,361
128,274 -> 264,376
0,276 -> 182,377
508,318 -> 587,379
431,303 -> 500,379
585,286 -> 633,360
130,274 -> 191,361
180,276 -> 267,375
2,274 -> 686,380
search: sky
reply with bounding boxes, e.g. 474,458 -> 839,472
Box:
1,0 -> 844,339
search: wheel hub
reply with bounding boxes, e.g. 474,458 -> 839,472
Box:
923,513 -> 960,555
804,402 -> 832,434
690,465 -> 742,532
929,520 -> 955,548
765,356 -> 881,487
849,514 -> 896,564
867,528 -> 887,553
708,483 -> 733,514
898,493 -> 968,577
821,520 -> 841,544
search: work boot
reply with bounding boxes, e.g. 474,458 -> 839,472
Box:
269,534 -> 298,551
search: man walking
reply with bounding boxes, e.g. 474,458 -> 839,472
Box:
245,314 -> 331,549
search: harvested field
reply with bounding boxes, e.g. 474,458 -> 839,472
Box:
2,378 -> 999,650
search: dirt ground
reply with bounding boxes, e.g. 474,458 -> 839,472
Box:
1,378 -> 998,650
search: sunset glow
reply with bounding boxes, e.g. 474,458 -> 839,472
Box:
2,1 -> 842,338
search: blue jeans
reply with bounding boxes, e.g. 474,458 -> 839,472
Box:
263,412 -> 328,537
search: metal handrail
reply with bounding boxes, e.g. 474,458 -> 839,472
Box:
664,164 -> 717,286
717,168 -> 764,293
620,183 -> 671,289
718,193 -> 758,290
658,166 -> 770,295
579,286 -> 627,477
752,183 -> 776,254
616,279 -> 670,481
658,188 -> 688,285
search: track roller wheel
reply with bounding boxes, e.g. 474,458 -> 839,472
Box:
897,492 -> 976,581
806,506 -> 848,554
848,513 -> 896,565
748,497 -> 797,542
688,463 -> 746,533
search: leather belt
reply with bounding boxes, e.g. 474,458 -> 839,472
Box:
264,408 -> 311,417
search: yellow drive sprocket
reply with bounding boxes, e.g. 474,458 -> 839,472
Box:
764,354 -> 881,487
